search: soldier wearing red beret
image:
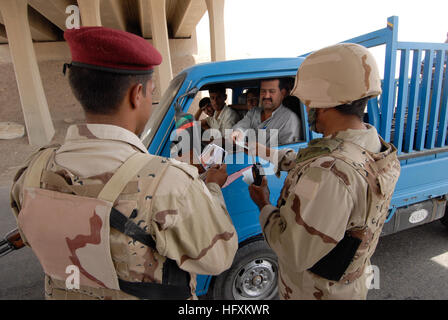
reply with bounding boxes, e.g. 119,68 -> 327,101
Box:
10,27 -> 238,300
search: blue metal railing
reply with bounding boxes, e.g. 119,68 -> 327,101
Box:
300,16 -> 448,156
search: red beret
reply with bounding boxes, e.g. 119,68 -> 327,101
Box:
64,27 -> 162,75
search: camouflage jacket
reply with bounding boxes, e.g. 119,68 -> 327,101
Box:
260,124 -> 400,300
10,124 -> 238,300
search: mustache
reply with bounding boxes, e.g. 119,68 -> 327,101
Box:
263,98 -> 272,102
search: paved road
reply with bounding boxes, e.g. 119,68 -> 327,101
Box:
0,186 -> 447,300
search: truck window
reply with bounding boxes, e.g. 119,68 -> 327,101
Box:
187,78 -> 304,148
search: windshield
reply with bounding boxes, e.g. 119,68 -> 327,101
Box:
141,72 -> 187,148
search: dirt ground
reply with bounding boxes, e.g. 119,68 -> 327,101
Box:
0,60 -> 85,185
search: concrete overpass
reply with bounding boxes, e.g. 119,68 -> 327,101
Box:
0,0 -> 226,146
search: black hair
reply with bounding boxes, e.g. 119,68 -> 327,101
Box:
208,85 -> 226,96
246,88 -> 260,96
260,77 -> 294,92
281,77 -> 295,92
68,65 -> 153,114
199,97 -> 211,109
334,96 -> 371,120
283,95 -> 301,119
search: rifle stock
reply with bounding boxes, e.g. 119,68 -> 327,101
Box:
0,228 -> 24,257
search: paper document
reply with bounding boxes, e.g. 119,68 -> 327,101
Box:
200,144 -> 227,170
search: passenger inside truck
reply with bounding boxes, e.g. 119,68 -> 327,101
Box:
231,77 -> 302,146
229,88 -> 260,119
186,77 -> 305,157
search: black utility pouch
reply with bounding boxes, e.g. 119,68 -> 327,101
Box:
308,233 -> 362,281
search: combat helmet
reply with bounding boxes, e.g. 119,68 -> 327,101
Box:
291,43 -> 382,108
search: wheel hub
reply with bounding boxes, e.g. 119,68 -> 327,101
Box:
252,275 -> 262,286
233,258 -> 277,300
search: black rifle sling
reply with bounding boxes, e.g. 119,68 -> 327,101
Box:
110,207 -> 156,248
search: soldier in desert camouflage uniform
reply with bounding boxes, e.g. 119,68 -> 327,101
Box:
249,43 -> 401,300
10,27 -> 237,300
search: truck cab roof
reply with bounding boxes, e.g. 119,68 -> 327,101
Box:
180,57 -> 305,89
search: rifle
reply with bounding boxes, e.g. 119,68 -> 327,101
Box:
0,228 -> 24,257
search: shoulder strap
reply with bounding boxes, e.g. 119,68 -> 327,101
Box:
97,152 -> 152,203
331,138 -> 397,177
296,138 -> 343,164
101,152 -> 166,249
102,154 -> 191,299
23,147 -> 58,189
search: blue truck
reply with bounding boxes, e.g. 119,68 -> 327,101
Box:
140,16 -> 448,300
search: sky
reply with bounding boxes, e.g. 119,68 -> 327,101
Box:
196,0 -> 448,74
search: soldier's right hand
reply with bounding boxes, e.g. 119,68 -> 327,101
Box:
248,177 -> 271,211
205,164 -> 228,188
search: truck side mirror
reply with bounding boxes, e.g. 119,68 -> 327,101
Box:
174,87 -> 199,112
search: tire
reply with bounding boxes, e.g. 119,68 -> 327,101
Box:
206,237 -> 279,300
441,209 -> 448,229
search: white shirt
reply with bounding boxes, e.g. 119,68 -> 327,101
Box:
206,104 -> 240,136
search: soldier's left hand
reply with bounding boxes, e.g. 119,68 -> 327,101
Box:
248,177 -> 271,211
206,164 -> 228,188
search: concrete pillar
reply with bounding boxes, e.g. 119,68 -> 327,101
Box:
171,0 -> 207,38
205,0 -> 225,61
77,0 -> 101,27
101,0 -> 127,31
28,0 -> 74,31
147,0 -> 173,94
0,0 -> 54,146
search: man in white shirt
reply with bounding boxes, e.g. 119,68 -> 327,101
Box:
201,85 -> 240,138
231,79 -> 302,146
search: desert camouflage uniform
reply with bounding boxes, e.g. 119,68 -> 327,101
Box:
10,124 -> 238,300
260,124 -> 400,299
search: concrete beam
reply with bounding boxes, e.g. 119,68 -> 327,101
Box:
0,41 -> 72,64
0,3 -> 61,41
137,0 -> 152,38
27,5 -> 62,41
144,0 -> 173,94
171,0 -> 206,38
77,0 -> 101,27
123,0 -> 141,35
0,23 -> 7,43
0,0 -> 55,146
34,41 -> 71,61
28,0 -> 74,31
205,0 -> 225,61
100,0 -> 126,30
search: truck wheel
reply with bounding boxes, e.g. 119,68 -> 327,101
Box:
207,238 -> 279,300
441,210 -> 448,229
